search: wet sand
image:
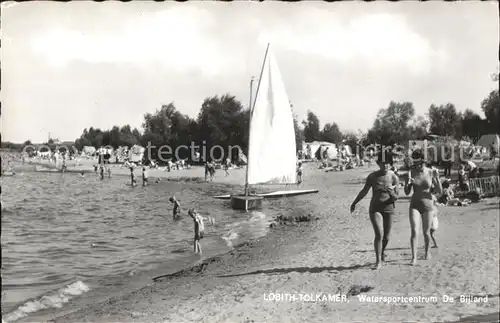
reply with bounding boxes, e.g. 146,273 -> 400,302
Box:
15,163 -> 500,322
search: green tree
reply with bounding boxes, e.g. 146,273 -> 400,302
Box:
320,122 -> 343,144
481,90 -> 500,134
367,101 -> 416,145
197,94 -> 247,160
141,103 -> 192,161
461,109 -> 485,142
302,110 -> 321,142
293,113 -> 305,152
427,103 -> 462,138
407,115 -> 429,140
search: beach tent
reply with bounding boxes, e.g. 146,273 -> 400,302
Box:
303,141 -> 320,159
341,145 -> 353,156
311,142 -> 337,160
477,134 -> 499,150
303,141 -> 334,160
129,145 -> 145,163
82,146 -> 96,156
321,145 -> 338,160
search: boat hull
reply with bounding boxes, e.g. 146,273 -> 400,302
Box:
214,189 -> 319,203
230,195 -> 263,211
258,189 -> 319,198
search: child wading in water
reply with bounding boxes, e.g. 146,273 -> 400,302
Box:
169,196 -> 181,220
188,208 -> 215,255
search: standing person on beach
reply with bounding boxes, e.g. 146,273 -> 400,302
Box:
142,166 -> 148,187
188,208 -> 214,255
350,151 -> 399,269
224,158 -> 230,176
297,161 -> 303,185
404,149 -> 442,266
443,150 -> 453,177
130,166 -> 137,187
205,161 -> 210,181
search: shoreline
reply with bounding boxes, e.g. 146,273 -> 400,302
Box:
7,163 -> 500,322
15,207 -> 311,323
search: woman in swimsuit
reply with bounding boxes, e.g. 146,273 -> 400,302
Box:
351,151 -> 399,269
405,149 -> 442,265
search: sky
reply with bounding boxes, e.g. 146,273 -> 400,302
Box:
1,1 -> 498,143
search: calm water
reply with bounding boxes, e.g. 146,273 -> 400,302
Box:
1,171 -> 299,322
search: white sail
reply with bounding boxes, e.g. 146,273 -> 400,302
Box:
246,44 -> 297,185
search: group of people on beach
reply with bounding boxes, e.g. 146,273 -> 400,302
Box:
351,149 -> 442,269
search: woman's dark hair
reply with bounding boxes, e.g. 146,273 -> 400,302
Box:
411,149 -> 424,161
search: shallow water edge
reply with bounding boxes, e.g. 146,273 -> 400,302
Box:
18,219 -> 312,323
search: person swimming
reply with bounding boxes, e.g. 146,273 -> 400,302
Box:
169,196 -> 181,220
351,150 -> 399,269
404,149 -> 442,265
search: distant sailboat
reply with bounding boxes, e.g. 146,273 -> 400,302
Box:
214,43 -> 319,210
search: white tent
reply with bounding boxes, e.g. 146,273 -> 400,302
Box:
317,143 -> 338,160
303,141 -> 337,160
82,146 -> 96,156
477,134 -> 499,150
129,145 -> 145,162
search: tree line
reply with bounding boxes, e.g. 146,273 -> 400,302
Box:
5,74 -> 498,161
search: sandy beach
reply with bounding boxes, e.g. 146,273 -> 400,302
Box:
16,162 -> 499,323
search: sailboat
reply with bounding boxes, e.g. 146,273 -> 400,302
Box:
213,43 -> 319,211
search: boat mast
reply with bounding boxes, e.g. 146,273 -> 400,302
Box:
244,42 -> 271,196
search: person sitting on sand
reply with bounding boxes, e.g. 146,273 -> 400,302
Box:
188,208 -> 215,255
350,151 -> 399,270
169,196 -> 181,220
404,149 -> 442,266
142,166 -> 148,187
